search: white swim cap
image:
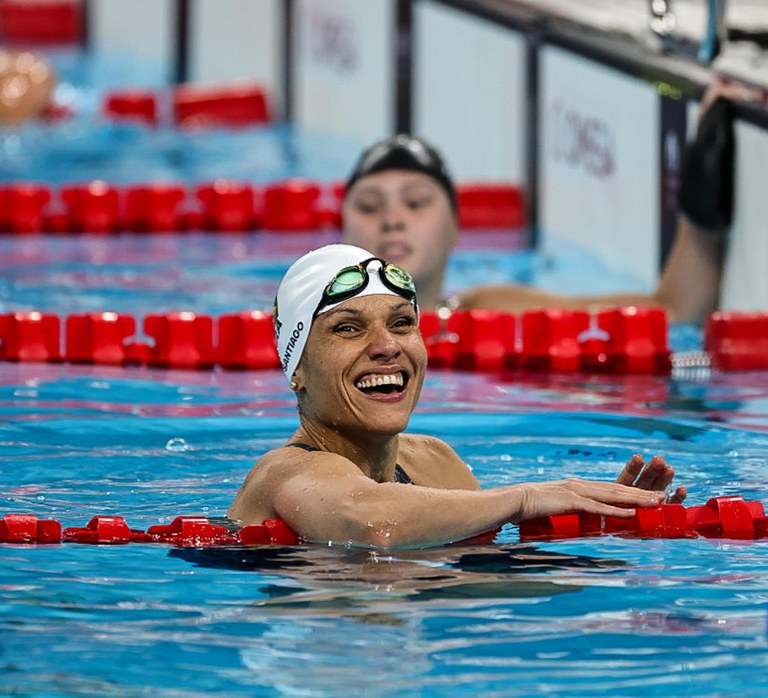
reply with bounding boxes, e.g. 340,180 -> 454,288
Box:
274,243 -> 417,380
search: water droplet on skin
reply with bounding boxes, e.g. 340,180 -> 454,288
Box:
165,437 -> 188,452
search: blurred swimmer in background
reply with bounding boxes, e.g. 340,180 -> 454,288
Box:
341,80 -> 762,324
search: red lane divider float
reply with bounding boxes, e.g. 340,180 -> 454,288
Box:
0,514 -> 62,544
196,180 -> 257,231
0,307 -> 670,373
3,496 -> 767,546
172,81 -> 272,129
60,181 -> 121,234
124,183 -> 187,232
0,0 -> 83,44
704,311 -> 768,371
457,183 -> 526,229
217,311 -> 281,370
0,180 -> 526,234
519,496 -> 768,541
0,514 -> 299,546
102,89 -> 159,126
0,311 -> 62,362
0,183 -> 52,234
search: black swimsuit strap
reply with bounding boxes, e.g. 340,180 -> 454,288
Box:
393,464 -> 413,484
286,442 -> 413,484
287,442 -> 321,452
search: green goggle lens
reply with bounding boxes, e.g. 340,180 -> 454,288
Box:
327,268 -> 367,296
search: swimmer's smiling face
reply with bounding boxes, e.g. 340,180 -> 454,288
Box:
342,170 -> 458,302
292,294 -> 426,437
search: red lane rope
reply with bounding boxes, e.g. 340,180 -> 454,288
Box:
0,513 -> 299,546
0,307 -> 675,373
2,496 -> 767,545
0,180 -> 526,234
2,308 -> 767,372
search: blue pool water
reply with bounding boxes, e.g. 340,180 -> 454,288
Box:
2,125 -> 768,696
3,231 -> 768,697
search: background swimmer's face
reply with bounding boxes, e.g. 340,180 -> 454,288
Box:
341,170 -> 458,300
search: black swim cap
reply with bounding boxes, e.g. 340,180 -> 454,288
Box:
344,134 -> 457,211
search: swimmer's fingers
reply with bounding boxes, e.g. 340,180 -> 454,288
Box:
518,479 -> 665,521
617,454 -> 687,505
565,480 -> 666,519
617,454 -> 679,493
665,486 -> 687,505
698,78 -> 764,123
615,453 -> 646,486
634,455 -> 676,491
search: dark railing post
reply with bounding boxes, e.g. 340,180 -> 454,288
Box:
173,0 -> 190,84
394,0 -> 413,134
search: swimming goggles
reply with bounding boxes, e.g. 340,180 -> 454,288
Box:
355,135 -> 441,174
313,257 -> 417,317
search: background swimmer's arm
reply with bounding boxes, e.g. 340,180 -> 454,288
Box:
652,214 -> 723,324
455,216 -> 719,324
457,283 -> 664,317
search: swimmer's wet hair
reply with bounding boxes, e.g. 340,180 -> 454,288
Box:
345,134 -> 457,211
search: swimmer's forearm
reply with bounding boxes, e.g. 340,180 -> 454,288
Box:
301,484 -> 524,548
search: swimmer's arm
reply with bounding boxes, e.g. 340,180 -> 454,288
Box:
457,283 -> 661,316
652,215 -> 722,324
271,453 -> 665,549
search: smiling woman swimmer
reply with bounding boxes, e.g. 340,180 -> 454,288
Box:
228,243 -> 686,548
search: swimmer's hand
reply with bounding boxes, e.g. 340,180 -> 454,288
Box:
513,479 -> 665,521
616,454 -> 686,504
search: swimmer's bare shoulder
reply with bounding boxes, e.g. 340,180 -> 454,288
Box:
229,436 -> 479,524
228,444 -> 373,524
397,433 -> 480,490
